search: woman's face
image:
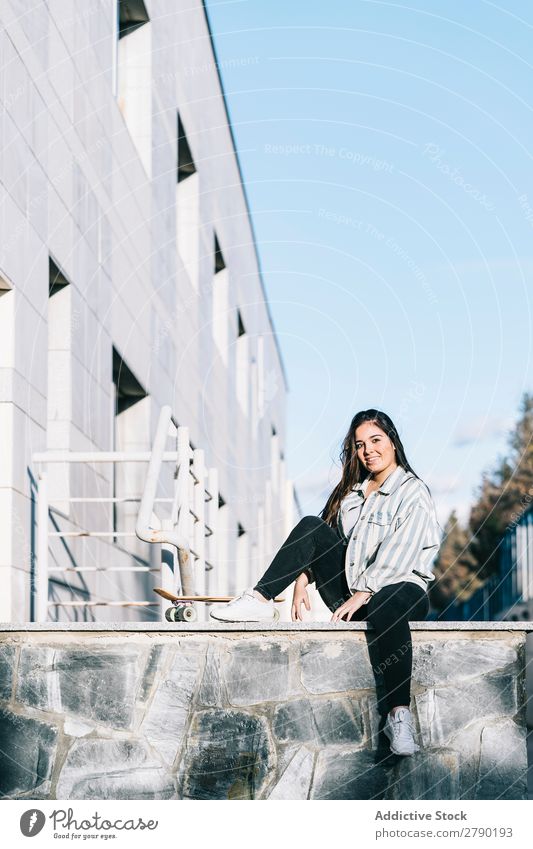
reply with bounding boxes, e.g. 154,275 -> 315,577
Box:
354,421 -> 397,476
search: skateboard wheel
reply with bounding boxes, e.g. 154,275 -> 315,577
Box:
273,608 -> 280,623
178,605 -> 197,622
164,605 -> 197,622
165,604 -> 198,622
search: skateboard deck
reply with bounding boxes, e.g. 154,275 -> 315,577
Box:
153,587 -> 284,622
153,587 -> 284,603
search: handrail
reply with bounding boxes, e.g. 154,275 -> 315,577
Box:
33,451 -> 179,462
135,405 -> 203,595
135,406 -> 189,550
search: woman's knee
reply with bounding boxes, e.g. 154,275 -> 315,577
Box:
296,515 -> 324,532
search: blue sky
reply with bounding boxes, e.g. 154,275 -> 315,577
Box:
205,0 -> 533,525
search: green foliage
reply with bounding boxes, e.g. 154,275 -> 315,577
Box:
429,510 -> 480,610
431,392 -> 533,610
468,392 -> 533,581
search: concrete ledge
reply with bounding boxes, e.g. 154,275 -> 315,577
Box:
1,621 -> 533,632
0,626 -> 528,800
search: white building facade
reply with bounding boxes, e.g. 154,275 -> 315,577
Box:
0,0 -> 296,623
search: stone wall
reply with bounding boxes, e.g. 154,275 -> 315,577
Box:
0,624 -> 529,800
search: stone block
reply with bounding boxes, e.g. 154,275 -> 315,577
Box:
450,720 -> 525,799
225,641 -> 292,705
273,699 -> 315,744
273,697 -> 364,746
311,698 -> 365,745
415,674 -> 518,747
312,748 -> 389,800
387,751 -> 460,799
138,644 -> 167,702
0,709 -> 57,797
140,651 -> 201,766
476,719 -> 527,800
179,709 -> 272,799
360,695 -> 382,749
413,640 -> 518,687
198,643 -> 226,706
0,643 -> 16,700
57,739 -> 174,799
301,640 -> 374,694
16,646 -> 141,729
445,720 -> 485,799
268,746 -> 314,799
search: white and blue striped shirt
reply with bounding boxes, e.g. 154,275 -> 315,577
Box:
339,465 -> 442,594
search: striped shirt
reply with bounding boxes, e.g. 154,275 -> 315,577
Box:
339,501 -> 363,539
339,465 -> 442,594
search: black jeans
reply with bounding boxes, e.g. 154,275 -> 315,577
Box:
254,515 -> 429,713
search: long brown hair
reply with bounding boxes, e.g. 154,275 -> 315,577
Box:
320,409 -> 421,527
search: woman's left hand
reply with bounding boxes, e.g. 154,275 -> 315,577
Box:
331,591 -> 373,622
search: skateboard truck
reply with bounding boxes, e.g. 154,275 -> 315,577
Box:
166,601 -> 197,623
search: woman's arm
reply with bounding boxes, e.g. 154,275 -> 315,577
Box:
292,571 -> 312,621
330,590 -> 373,622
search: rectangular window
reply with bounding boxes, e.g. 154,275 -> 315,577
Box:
112,347 -> 149,544
210,493 -> 229,595
47,258 -> 72,513
116,0 -> 152,176
270,424 -> 280,495
0,272 -> 14,367
214,232 -> 225,273
177,114 -> 197,182
212,233 -> 228,364
235,523 -> 249,593
236,309 -> 249,415
176,114 -> 199,290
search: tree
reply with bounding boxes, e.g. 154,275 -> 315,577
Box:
429,510 -> 480,610
468,392 -> 533,580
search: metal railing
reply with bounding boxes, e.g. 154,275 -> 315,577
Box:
135,405 -> 219,613
32,406 -> 218,621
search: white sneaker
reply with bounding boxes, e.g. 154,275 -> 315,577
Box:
383,707 -> 420,756
209,588 -> 279,622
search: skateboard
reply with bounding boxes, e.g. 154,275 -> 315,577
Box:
153,587 -> 285,622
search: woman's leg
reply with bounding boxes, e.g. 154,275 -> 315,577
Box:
254,515 -> 350,611
364,582 -> 429,713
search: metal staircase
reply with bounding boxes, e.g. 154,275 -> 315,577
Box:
32,406 -> 218,622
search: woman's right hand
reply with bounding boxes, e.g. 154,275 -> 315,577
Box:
292,572 -> 311,621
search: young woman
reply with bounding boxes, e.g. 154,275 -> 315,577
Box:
210,409 -> 442,756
